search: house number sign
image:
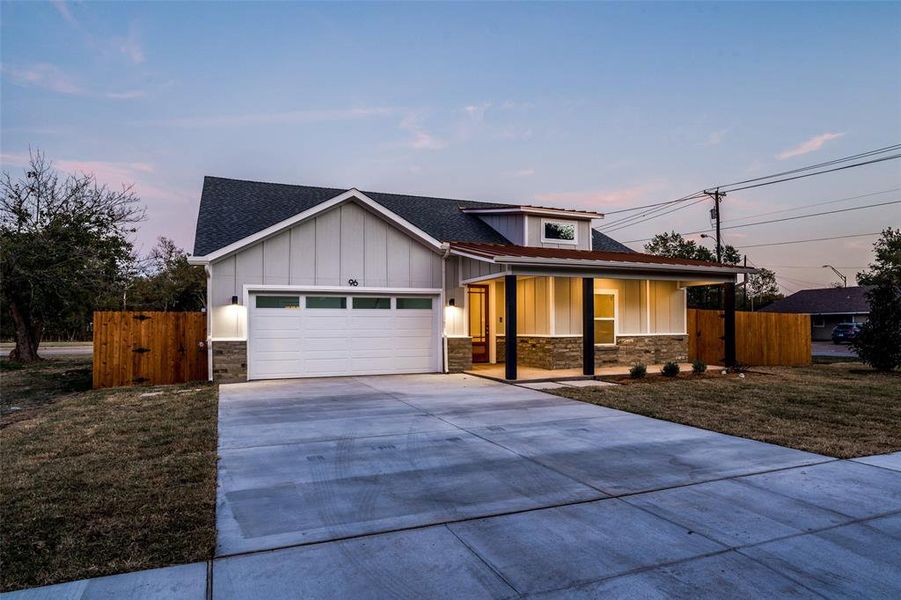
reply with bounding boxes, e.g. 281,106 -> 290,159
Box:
348,279 -> 359,286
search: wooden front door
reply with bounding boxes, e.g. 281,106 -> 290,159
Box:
468,285 -> 489,363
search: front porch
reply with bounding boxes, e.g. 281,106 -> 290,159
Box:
444,259 -> 742,381
466,361 -> 708,383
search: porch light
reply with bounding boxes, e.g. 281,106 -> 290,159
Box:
231,295 -> 239,305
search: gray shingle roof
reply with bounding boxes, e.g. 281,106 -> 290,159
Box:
591,229 -> 635,253
758,286 -> 871,315
192,176 -> 634,256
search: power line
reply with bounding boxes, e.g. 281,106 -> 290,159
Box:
715,154 -> 901,194
596,144 -> 901,233
600,197 -> 706,234
734,232 -> 882,249
623,199 -> 899,243
708,143 -> 901,190
720,188 -> 900,224
763,265 -> 865,269
602,194 -> 704,215
601,144 -> 901,218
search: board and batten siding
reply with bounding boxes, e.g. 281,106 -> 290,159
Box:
210,201 -> 442,339
493,276 -> 686,337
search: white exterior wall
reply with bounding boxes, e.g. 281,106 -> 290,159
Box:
209,201 -> 443,339
486,275 -> 686,337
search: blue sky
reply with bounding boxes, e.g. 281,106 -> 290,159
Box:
2,1 -> 899,292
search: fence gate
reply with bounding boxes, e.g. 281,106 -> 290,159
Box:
687,309 -> 811,367
93,311 -> 208,389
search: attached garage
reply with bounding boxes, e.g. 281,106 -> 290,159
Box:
247,292 -> 440,380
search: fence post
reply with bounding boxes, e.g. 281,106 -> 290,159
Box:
724,282 -> 736,367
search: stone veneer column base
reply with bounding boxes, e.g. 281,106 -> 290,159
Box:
212,341 -> 247,383
446,337 -> 473,373
496,336 -> 583,369
597,334 -> 689,368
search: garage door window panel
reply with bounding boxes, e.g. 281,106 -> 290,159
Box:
352,297 -> 391,309
255,295 -> 300,309
306,296 -> 347,309
396,297 -> 432,310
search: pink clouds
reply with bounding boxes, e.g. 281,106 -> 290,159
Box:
776,132 -> 845,160
535,182 -> 666,212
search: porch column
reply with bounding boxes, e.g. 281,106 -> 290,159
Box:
723,281 -> 736,367
582,277 -> 595,376
505,274 -> 517,380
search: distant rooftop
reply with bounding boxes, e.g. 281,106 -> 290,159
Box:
759,286 -> 871,315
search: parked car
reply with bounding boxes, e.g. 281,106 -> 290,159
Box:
831,322 -> 862,344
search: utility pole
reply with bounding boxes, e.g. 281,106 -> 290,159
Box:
705,188 -> 725,264
706,188 -> 736,367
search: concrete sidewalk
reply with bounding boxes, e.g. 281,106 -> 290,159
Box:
6,375 -> 900,599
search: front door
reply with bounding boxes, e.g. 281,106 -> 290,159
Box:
468,285 -> 489,363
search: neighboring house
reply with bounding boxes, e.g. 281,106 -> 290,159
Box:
759,286 -> 871,341
188,177 -> 752,381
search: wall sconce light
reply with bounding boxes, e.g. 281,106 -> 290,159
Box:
231,295 -> 239,305
448,298 -> 455,307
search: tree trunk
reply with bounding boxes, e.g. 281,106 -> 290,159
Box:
7,299 -> 42,362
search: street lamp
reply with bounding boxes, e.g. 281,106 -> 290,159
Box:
822,265 -> 847,288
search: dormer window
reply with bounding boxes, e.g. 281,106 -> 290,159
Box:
541,219 -> 577,244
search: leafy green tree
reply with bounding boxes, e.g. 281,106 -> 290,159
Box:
851,228 -> 901,371
644,231 -> 740,308
127,237 -> 206,311
743,267 -> 782,310
1,150 -> 143,361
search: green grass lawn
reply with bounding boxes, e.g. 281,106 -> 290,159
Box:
550,363 -> 901,459
0,357 -> 218,592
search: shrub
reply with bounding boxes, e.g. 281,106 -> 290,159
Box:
692,359 -> 707,375
661,361 -> 680,377
629,363 -> 647,378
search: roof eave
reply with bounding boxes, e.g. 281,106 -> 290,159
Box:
494,256 -> 755,275
461,206 -> 605,219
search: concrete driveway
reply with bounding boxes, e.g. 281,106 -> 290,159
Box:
211,374 -> 901,599
10,374 -> 900,599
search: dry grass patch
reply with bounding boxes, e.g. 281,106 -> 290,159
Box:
551,363 -> 900,459
0,357 -> 217,592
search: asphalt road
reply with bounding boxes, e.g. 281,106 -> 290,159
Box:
811,340 -> 858,358
0,344 -> 93,357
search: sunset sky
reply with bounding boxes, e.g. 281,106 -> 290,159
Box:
2,1 -> 899,293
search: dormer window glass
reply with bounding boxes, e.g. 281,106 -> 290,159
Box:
541,219 -> 577,244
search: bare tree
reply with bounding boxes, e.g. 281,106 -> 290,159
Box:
1,150 -> 144,361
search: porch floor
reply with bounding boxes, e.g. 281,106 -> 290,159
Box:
466,362 -> 710,383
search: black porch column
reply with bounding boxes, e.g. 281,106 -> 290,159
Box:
582,277 -> 595,376
723,282 -> 736,368
505,274 -> 517,380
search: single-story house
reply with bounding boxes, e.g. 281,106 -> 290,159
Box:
188,177 -> 753,381
758,286 -> 870,341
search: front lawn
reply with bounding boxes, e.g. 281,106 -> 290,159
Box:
549,363 -> 900,459
0,356 -> 218,592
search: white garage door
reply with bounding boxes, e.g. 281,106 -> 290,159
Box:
248,293 -> 440,380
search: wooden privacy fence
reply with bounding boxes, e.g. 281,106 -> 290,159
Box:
687,309 -> 811,367
93,311 -> 208,389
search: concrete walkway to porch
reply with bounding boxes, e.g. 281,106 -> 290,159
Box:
466,362 -> 713,383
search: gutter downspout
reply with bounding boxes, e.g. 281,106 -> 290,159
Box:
440,243 -> 450,374
204,263 -> 214,382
